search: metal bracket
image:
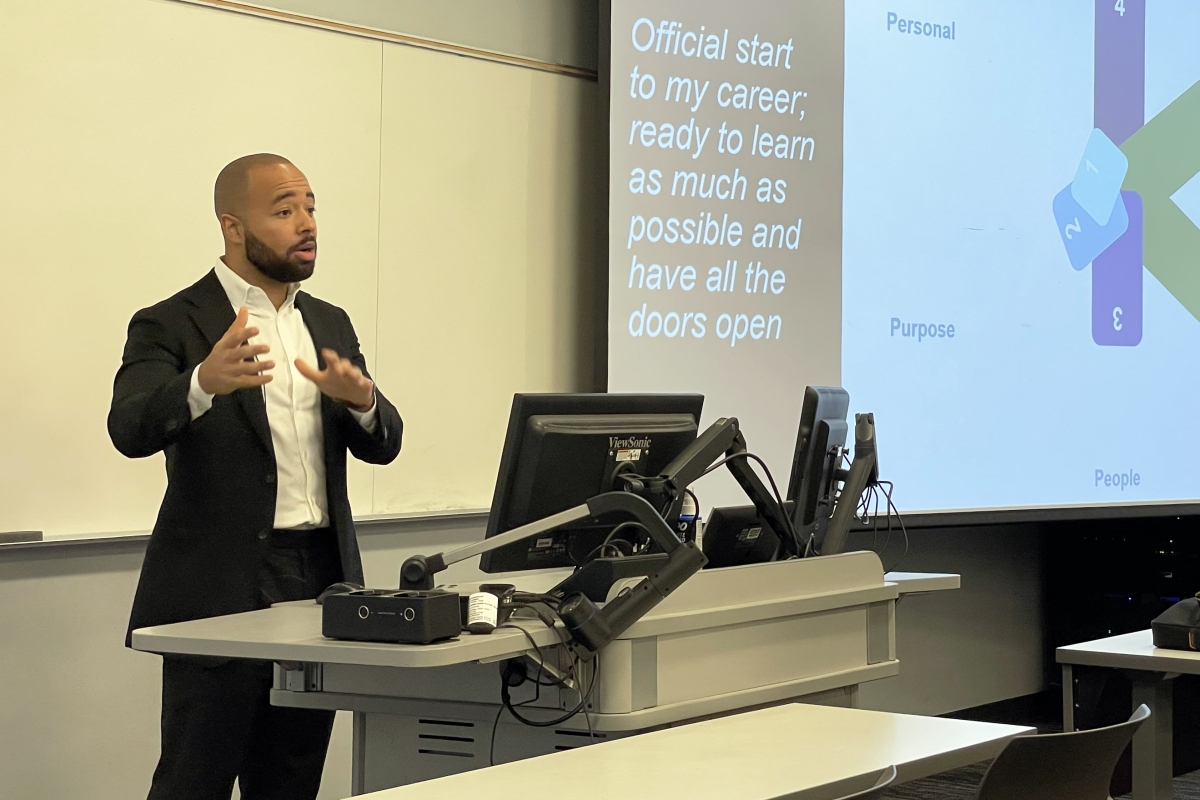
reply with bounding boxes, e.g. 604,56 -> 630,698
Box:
522,650 -> 576,692
281,662 -> 323,692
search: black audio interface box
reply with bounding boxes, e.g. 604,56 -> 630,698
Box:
322,589 -> 461,644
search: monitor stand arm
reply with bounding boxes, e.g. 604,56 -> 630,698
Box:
558,417 -> 800,659
397,491 -> 707,662
398,416 -> 789,660
648,417 -> 799,558
723,438 -> 804,558
398,422 -> 746,592
398,492 -> 687,591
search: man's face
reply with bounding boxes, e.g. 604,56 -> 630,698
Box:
239,163 -> 318,283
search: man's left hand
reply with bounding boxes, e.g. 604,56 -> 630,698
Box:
295,348 -> 375,410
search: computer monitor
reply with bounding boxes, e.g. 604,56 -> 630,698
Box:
701,500 -> 796,569
787,386 -> 850,543
479,393 -> 705,574
704,396 -> 880,569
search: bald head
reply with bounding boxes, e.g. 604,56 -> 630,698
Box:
213,154 -> 318,287
214,153 -> 295,218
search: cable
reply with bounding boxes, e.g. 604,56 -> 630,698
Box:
496,623 -> 600,734
496,617 -> 600,729
698,450 -> 806,557
865,480 -> 883,552
545,622 -> 601,743
869,483 -> 892,555
579,656 -> 599,743
604,521 -> 647,543
501,653 -> 599,727
876,480 -> 910,573
510,591 -> 563,611
499,622 -> 570,687
578,521 -> 649,564
501,622 -> 548,674
676,487 -> 701,545
491,619 -> 559,761
600,538 -> 635,559
488,703 -> 505,766
582,687 -> 596,744
850,478 -> 909,573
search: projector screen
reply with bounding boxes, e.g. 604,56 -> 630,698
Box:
608,0 -> 1200,515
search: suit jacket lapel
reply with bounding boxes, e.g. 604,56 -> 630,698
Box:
183,269 -> 235,347
295,292 -> 343,462
294,291 -> 333,367
182,269 -> 274,457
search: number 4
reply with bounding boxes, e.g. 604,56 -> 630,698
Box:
1115,0 -> 1125,16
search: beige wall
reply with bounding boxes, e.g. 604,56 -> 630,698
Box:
372,44 -> 602,515
0,0 -> 601,539
0,0 -> 384,537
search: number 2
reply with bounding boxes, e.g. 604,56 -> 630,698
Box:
1115,0 -> 1125,16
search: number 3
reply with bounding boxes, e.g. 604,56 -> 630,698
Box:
1115,0 -> 1125,16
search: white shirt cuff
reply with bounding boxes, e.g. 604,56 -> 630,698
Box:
187,366 -> 215,421
347,394 -> 378,433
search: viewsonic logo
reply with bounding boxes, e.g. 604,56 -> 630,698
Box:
609,436 -> 651,449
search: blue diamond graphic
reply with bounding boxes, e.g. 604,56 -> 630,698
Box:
1053,184 -> 1129,271
1171,170 -> 1200,231
1071,128 -> 1129,226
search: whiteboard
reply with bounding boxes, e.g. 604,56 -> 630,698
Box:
0,0 -> 599,537
372,44 -> 601,515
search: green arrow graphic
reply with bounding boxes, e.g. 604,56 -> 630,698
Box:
1120,79 -> 1200,322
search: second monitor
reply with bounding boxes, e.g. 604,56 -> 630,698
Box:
788,386 -> 851,543
704,386 -> 879,566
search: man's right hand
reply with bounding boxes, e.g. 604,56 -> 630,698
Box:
197,307 -> 273,395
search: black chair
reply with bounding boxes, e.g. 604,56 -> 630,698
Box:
835,765 -> 897,800
974,704 -> 1150,800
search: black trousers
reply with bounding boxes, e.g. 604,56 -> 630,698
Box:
147,530 -> 343,800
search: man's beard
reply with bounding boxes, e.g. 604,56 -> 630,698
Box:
245,229 -> 315,283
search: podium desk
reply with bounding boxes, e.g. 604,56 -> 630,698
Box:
133,552 -> 958,795
351,704 -> 1030,800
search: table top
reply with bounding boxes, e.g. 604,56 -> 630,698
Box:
886,572 -> 960,593
131,603 -> 565,668
351,703 -> 1031,800
1057,629 -> 1200,674
132,567 -> 956,669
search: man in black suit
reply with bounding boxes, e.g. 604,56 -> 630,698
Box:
109,153 -> 402,800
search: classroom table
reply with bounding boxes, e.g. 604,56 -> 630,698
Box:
348,702 -> 1033,800
1058,629 -> 1193,800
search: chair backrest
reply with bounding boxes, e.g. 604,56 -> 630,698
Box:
975,704 -> 1150,800
835,765 -> 897,800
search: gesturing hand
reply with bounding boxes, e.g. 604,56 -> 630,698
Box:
197,307 -> 273,395
295,348 -> 375,410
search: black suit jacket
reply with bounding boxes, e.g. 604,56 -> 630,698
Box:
109,269 -> 402,643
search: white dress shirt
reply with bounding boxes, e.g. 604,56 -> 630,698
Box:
187,260 -> 376,529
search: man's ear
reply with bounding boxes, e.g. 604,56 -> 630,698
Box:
219,213 -> 245,246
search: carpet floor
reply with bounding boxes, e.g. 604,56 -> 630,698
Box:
881,761 -> 1200,799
